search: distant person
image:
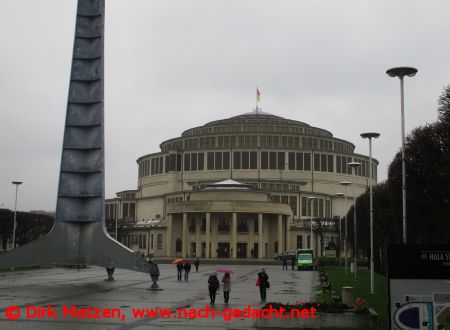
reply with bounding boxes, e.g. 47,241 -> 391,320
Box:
291,257 -> 296,270
183,261 -> 191,280
282,255 -> 288,270
176,262 -> 183,281
315,258 -> 321,271
257,269 -> 270,302
208,274 -> 220,305
194,257 -> 200,272
222,273 -> 231,305
148,259 -> 160,289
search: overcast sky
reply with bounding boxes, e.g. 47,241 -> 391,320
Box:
1,0 -> 449,212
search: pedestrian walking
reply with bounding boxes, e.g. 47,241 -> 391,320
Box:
194,257 -> 200,272
183,261 -> 191,280
148,259 -> 160,289
282,255 -> 288,270
221,272 -> 231,304
291,257 -> 296,270
176,262 -> 183,281
257,269 -> 270,302
208,273 -> 220,305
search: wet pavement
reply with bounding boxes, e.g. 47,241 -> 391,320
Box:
0,263 -> 317,329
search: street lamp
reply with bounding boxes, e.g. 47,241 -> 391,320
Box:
340,181 -> 351,274
386,66 -> 417,244
335,193 -> 345,268
348,162 -> 361,280
12,181 -> 23,249
361,132 -> 380,294
115,196 -> 122,240
307,196 -> 318,254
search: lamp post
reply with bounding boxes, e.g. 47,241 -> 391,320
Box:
386,66 -> 417,244
348,162 -> 361,280
115,196 -> 122,240
12,181 -> 23,249
307,196 -> 317,254
335,193 -> 345,268
340,181 -> 351,274
361,132 -> 380,294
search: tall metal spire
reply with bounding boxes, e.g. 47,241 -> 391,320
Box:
0,0 -> 149,278
56,0 -> 105,223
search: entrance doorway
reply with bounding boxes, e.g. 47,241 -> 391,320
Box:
190,242 -> 196,257
253,243 -> 258,258
217,243 -> 230,258
237,243 -> 247,258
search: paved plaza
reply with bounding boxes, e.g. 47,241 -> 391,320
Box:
0,263 -> 317,329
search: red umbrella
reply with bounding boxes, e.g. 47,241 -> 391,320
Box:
172,258 -> 184,264
215,268 -> 234,274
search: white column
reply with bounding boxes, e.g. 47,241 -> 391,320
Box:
286,215 -> 292,251
166,213 -> 173,256
182,213 -> 187,257
248,217 -> 255,258
195,218 -> 201,257
205,212 -> 211,258
258,213 -> 263,259
278,214 -> 283,254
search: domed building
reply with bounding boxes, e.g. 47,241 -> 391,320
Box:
105,110 -> 378,259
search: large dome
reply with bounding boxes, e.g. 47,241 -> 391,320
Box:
156,110 -> 347,155
180,110 -> 332,138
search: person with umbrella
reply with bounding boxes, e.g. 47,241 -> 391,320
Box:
207,273 -> 220,305
173,259 -> 184,281
221,272 -> 231,305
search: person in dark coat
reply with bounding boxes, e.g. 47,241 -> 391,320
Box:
148,259 -> 160,289
176,262 -> 183,281
208,274 -> 220,305
183,261 -> 191,280
291,257 -> 296,270
282,255 -> 288,270
257,269 -> 270,302
221,272 -> 231,305
194,257 -> 200,272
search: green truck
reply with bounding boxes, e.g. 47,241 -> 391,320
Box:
296,249 -> 314,270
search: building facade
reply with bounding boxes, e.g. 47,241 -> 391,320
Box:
106,110 -> 378,259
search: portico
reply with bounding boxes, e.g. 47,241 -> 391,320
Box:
165,181 -> 293,259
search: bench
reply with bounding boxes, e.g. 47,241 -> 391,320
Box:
321,281 -> 332,293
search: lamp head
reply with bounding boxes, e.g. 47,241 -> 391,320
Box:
386,66 -> 418,78
12,181 -> 23,185
307,196 -> 317,200
361,132 -> 380,139
340,181 -> 351,186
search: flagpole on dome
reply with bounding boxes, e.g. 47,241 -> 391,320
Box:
256,87 -> 261,114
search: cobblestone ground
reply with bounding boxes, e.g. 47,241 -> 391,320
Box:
0,263 -> 317,329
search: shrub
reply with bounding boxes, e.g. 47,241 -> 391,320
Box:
353,297 -> 369,314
